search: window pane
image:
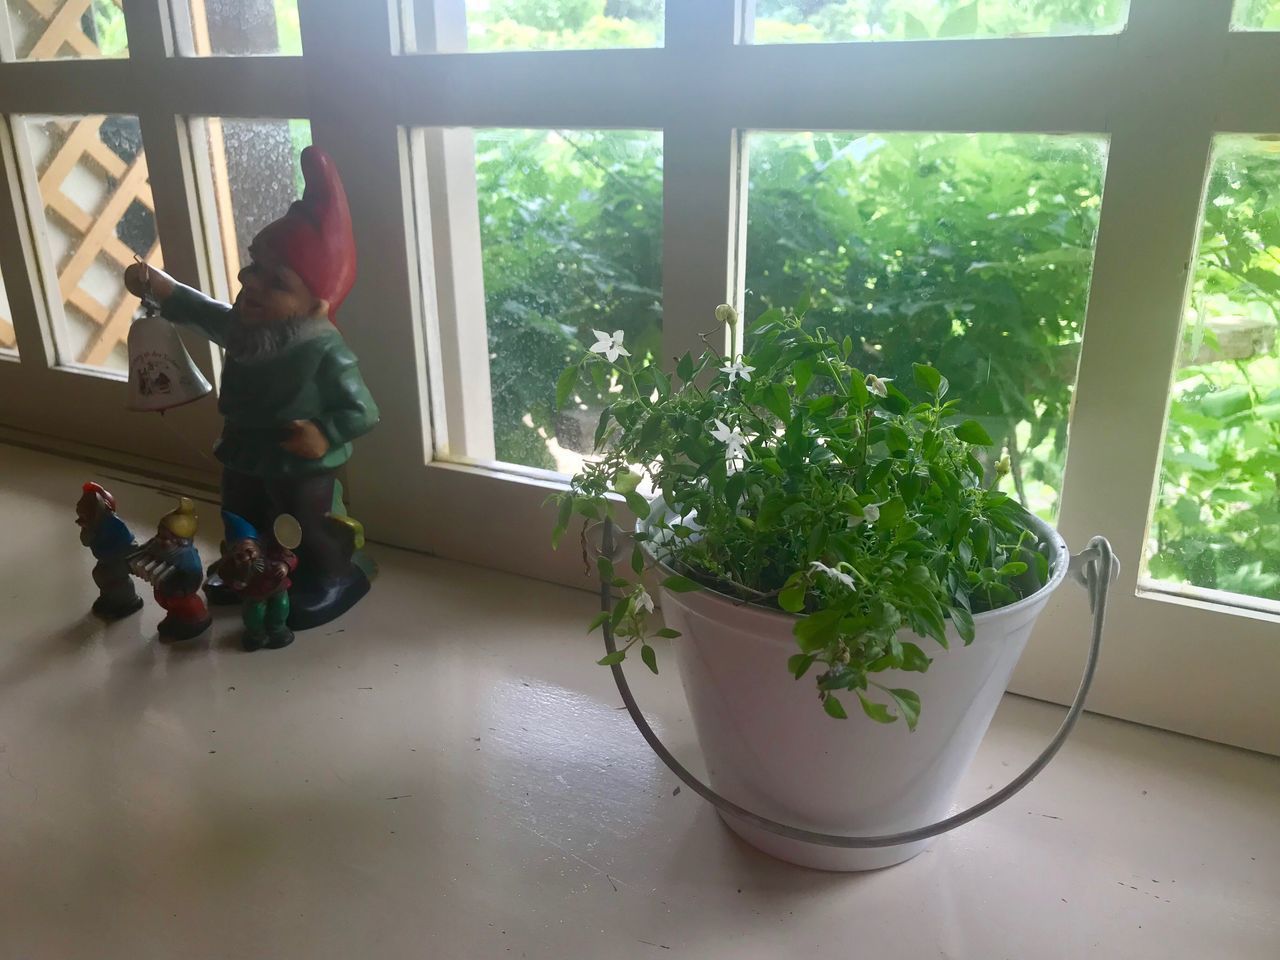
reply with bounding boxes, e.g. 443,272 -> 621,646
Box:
744,131 -> 1107,521
194,117 -> 312,301
1233,0 -> 1280,30
748,0 -> 1128,43
1143,137 -> 1280,607
415,0 -> 664,52
0,267 -> 15,355
175,0 -> 302,55
21,114 -> 160,373
3,0 -> 128,59
472,128 -> 662,472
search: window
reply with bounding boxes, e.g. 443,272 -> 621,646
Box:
418,127 -> 662,473
191,116 -> 312,302
1234,0 -> 1280,30
0,265 -> 14,355
2,0 -> 128,60
17,114 -> 158,372
1143,136 -> 1280,611
746,0 -> 1129,43
171,0 -> 302,56
407,0 -> 665,52
743,131 -> 1107,520
0,0 -> 1276,749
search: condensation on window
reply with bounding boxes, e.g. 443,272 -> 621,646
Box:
198,117 -> 312,300
179,0 -> 301,55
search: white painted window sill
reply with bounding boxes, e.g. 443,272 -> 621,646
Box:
2,443 -> 1277,959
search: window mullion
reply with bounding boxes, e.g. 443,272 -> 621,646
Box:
299,0 -> 437,515
665,0 -> 740,50
119,0 -> 174,62
0,119 -> 54,364
663,120 -> 740,364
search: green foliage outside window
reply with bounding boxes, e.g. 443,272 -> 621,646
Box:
471,1 -> 1280,603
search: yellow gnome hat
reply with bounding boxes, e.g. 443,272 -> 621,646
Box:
159,497 -> 198,539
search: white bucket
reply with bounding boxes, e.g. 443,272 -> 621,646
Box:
655,515 -> 1070,871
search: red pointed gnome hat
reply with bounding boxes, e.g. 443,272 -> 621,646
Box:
252,146 -> 356,323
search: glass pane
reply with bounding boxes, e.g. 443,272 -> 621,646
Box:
176,0 -> 302,55
749,0 -> 1128,43
22,114 -> 160,373
744,131 -> 1108,521
0,267 -> 15,355
425,0 -> 664,51
1143,136 -> 1280,606
3,0 -> 128,59
1233,0 -> 1280,29
476,128 -> 662,471
196,117 -> 312,301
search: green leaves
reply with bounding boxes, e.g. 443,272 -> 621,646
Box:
553,306 -> 1061,728
555,364 -> 579,411
793,608 -> 843,653
912,363 -> 948,399
954,419 -> 994,446
886,688 -> 921,731
662,575 -> 701,593
763,383 -> 792,421
788,653 -> 816,679
779,573 -> 807,614
857,692 -> 895,724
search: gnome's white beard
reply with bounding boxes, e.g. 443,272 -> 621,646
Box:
225,311 -> 329,363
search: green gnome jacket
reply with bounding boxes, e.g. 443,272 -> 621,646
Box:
161,283 -> 379,478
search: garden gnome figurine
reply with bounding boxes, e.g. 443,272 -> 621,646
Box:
220,511 -> 299,652
129,497 -> 212,642
76,482 -> 144,620
122,146 -> 378,630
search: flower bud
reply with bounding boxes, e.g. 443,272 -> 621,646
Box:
715,303 -> 738,327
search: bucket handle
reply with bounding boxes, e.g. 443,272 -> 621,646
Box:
599,520 -> 1118,849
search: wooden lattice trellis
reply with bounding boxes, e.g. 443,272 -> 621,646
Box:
9,0 -> 158,365
38,114 -> 162,365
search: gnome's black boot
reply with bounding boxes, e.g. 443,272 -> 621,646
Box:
287,564 -> 369,631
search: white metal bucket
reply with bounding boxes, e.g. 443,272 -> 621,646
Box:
654,516 -> 1071,871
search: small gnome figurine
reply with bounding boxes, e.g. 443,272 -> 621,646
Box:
122,146 -> 379,631
220,511 -> 299,651
76,482 -> 144,620
129,497 -> 212,642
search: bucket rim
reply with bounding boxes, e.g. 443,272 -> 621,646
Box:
638,508 -> 1070,631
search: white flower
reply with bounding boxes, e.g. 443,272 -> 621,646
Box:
715,303 -> 738,327
810,561 -> 857,593
711,418 -> 749,460
633,587 -> 654,615
865,374 -> 890,398
862,502 -> 881,524
719,357 -> 755,385
590,329 -> 631,364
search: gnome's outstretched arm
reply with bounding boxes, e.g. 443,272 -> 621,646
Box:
313,343 -> 379,448
159,282 -> 234,348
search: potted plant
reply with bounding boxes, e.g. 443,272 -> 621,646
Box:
552,306 -> 1111,870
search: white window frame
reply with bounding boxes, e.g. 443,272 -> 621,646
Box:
0,0 -> 1275,752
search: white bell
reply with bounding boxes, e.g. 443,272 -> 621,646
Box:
126,304 -> 212,413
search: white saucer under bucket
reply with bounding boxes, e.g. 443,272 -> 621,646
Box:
655,516 -> 1071,871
